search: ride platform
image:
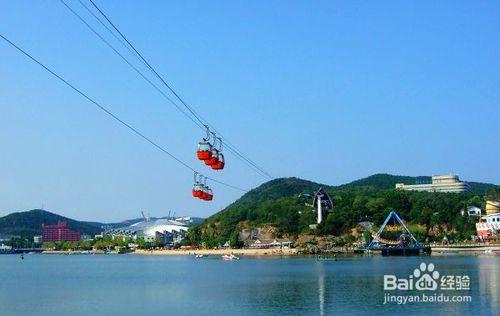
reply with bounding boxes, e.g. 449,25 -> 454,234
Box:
365,210 -> 430,256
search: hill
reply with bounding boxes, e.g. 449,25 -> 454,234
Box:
339,173 -> 496,194
339,174 -> 431,190
0,209 -> 103,239
184,174 -> 499,247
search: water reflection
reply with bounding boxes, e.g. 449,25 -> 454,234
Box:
0,255 -> 497,315
317,263 -> 325,316
478,256 -> 499,312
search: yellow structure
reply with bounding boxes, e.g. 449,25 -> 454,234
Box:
486,200 -> 500,215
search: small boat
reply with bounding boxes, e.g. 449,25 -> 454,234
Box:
195,254 -> 207,258
484,249 -> 494,254
222,254 -> 239,260
317,255 -> 337,261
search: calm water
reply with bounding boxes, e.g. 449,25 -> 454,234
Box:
0,254 -> 498,315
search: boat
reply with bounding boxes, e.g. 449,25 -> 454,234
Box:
317,255 -> 337,261
195,254 -> 207,258
221,254 -> 239,260
0,244 -> 14,254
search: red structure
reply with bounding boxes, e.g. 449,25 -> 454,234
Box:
42,221 -> 80,242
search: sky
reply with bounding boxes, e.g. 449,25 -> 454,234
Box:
0,1 -> 499,222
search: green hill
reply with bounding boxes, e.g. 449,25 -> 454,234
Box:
339,173 -> 431,190
0,209 -> 103,239
339,173 -> 496,194
184,174 -> 499,247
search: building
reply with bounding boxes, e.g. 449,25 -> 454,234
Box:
42,221 -> 81,242
80,234 -> 92,241
105,218 -> 188,244
476,201 -> 500,239
33,235 -> 43,244
463,206 -> 481,217
476,213 -> 500,238
395,175 -> 470,193
486,201 -> 500,215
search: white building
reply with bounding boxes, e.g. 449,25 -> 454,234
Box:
33,235 -> 43,244
465,206 -> 482,216
105,218 -> 188,244
395,175 -> 470,193
476,213 -> 500,238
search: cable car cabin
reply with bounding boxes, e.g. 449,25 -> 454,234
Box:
205,188 -> 213,201
211,153 -> 225,170
204,148 -> 219,166
192,183 -> 203,198
197,187 -> 213,201
197,142 -> 212,160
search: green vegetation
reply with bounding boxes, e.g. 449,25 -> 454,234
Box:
183,174 -> 498,247
41,235 -> 163,251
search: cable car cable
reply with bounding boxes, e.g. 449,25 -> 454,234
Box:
0,33 -> 247,193
58,0 -> 204,131
85,0 -> 273,179
61,0 -> 271,179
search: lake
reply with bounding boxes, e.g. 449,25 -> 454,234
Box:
0,254 -> 498,315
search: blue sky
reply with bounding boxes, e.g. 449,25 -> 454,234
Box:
1,1 -> 499,221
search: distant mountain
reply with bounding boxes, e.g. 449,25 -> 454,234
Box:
0,209 -> 103,239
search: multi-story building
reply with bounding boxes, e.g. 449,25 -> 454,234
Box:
42,221 -> 81,242
476,201 -> 500,239
395,175 -> 470,193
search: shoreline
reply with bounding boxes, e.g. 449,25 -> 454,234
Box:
39,245 -> 500,256
133,248 -> 298,256
40,248 -> 298,256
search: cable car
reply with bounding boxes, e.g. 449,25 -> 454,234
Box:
204,134 -> 219,166
197,126 -> 212,161
200,185 -> 213,201
192,173 -> 203,198
193,174 -> 213,201
211,137 -> 225,170
204,147 -> 219,166
211,153 -> 225,170
205,187 -> 213,201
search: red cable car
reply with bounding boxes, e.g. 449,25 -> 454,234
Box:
204,133 -> 219,166
211,153 -> 225,170
204,147 -> 219,166
205,187 -> 213,201
192,173 -> 203,198
211,137 -> 225,170
193,174 -> 213,201
197,126 -> 212,161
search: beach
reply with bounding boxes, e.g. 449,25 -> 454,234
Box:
133,248 -> 298,256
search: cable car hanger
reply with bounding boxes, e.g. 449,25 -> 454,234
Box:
197,125 -> 213,161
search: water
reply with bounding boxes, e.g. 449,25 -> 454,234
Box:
0,254 -> 498,315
